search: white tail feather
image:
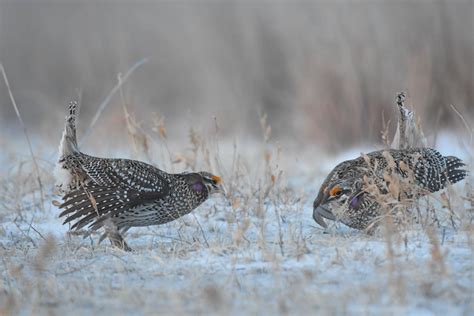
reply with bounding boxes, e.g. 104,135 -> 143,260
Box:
54,101 -> 80,192
391,92 -> 428,149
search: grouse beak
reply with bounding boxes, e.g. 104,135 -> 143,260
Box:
313,193 -> 336,228
218,183 -> 227,196
211,175 -> 226,195
313,205 -> 336,228
313,206 -> 327,228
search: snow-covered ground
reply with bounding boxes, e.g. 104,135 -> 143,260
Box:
0,134 -> 472,315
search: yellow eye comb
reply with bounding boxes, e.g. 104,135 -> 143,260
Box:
330,187 -> 342,197
211,175 -> 222,184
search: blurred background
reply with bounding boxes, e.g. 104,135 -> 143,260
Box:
0,1 -> 472,153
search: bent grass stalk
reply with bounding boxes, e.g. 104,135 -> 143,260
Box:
0,63 -> 45,210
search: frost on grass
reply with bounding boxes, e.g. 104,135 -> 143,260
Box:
0,125 -> 472,315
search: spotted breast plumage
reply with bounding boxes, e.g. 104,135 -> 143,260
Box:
313,148 -> 467,231
54,101 -> 224,250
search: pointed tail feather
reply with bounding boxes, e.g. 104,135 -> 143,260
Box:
58,101 -> 80,160
54,101 -> 81,192
445,156 -> 468,184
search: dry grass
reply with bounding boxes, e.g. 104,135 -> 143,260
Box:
0,91 -> 472,315
1,2 -> 472,151
0,49 -> 473,314
0,3 -> 471,312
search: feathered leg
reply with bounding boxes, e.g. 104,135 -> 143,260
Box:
101,219 -> 131,251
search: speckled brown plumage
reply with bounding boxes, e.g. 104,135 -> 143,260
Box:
55,101 -> 223,250
313,148 -> 467,230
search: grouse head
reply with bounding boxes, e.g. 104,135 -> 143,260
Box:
313,175 -> 368,228
184,172 -> 224,200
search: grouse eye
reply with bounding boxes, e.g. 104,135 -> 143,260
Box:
192,182 -> 204,193
330,187 -> 343,197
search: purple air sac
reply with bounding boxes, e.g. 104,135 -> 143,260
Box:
192,182 -> 204,193
350,196 -> 360,208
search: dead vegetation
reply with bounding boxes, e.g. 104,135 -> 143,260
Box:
0,80 -> 472,315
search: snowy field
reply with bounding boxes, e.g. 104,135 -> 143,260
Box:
1,2 -> 472,314
0,131 -> 473,315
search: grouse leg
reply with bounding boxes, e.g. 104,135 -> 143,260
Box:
103,220 -> 132,251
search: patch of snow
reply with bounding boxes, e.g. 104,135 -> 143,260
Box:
0,133 -> 472,315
